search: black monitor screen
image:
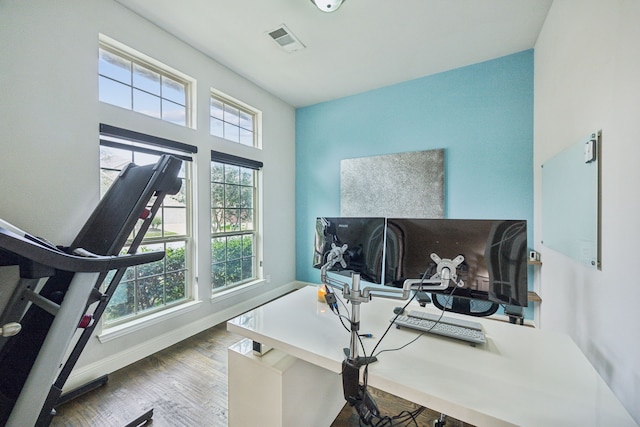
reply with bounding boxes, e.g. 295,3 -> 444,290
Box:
313,217 -> 385,284
385,218 -> 528,307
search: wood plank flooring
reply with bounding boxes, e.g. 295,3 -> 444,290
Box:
51,322 -> 473,427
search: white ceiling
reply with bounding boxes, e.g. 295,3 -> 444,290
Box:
115,0 -> 553,108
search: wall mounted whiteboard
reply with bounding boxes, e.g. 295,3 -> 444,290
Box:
541,131 -> 601,269
340,149 -> 444,218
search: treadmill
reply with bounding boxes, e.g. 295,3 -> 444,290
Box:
0,154 -> 183,427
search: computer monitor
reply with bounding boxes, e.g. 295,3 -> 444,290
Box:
313,217 -> 385,285
385,218 -> 528,307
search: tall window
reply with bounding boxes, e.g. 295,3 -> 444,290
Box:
99,39 -> 193,127
210,93 -> 258,147
211,152 -> 263,292
100,125 -> 196,325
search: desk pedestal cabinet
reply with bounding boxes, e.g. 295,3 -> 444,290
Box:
228,339 -> 345,426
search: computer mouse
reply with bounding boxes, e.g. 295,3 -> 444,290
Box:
393,306 -> 404,315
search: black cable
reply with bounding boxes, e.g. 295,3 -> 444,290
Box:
332,300 -> 353,333
335,288 -> 352,313
366,278 -> 457,371
325,286 -> 353,332
362,404 -> 425,427
374,284 -> 457,359
331,260 -> 460,426
364,263 -> 435,370
373,406 -> 426,427
356,283 -> 458,426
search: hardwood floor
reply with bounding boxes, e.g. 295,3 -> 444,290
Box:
51,322 -> 473,427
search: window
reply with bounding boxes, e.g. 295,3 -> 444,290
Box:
210,93 -> 257,146
211,152 -> 263,292
99,125 -> 196,325
99,41 -> 193,127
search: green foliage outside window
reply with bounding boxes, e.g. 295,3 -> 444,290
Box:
105,245 -> 187,322
211,234 -> 254,290
211,160 -> 256,291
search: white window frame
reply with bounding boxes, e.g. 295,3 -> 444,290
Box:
99,34 -> 196,128
210,152 -> 263,293
99,125 -> 196,327
209,89 -> 261,148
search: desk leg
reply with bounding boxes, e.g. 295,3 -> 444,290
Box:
228,339 -> 345,427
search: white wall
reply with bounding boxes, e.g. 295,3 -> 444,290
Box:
534,0 -> 640,422
0,0 -> 296,389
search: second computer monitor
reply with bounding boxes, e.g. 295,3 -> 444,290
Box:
313,217 -> 385,284
385,218 -> 528,307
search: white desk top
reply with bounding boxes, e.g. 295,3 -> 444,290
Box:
227,286 -> 637,427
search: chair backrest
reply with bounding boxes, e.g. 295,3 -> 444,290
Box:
431,294 -> 499,317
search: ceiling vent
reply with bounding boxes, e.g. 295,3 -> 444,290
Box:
267,25 -> 305,53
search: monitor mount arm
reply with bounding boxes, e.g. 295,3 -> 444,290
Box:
320,244 -> 465,365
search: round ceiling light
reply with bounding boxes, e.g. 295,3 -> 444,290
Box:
310,0 -> 346,12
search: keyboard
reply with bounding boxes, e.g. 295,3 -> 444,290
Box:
391,310 -> 486,345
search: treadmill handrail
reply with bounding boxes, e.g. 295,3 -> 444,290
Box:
0,227 -> 163,273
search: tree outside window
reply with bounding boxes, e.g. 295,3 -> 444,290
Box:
211,160 -> 257,291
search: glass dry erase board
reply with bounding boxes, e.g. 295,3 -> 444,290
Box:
541,131 -> 600,269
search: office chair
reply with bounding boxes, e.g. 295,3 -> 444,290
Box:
431,294 -> 499,317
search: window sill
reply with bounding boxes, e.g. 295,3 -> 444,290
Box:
211,278 -> 267,303
98,300 -> 202,343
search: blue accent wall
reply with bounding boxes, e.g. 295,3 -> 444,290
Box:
295,50 -> 534,313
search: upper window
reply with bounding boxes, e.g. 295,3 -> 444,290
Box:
210,93 -> 258,147
99,41 -> 193,128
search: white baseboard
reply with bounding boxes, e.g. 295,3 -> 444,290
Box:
64,281 -> 304,393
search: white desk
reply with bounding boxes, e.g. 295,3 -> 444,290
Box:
227,286 -> 637,427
